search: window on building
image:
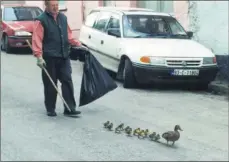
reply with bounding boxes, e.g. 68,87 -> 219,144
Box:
137,1 -> 173,13
93,12 -> 111,32
103,0 -> 113,6
84,11 -> 99,27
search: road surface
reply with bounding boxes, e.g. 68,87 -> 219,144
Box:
1,50 -> 228,161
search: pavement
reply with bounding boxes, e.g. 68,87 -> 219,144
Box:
1,50 -> 228,161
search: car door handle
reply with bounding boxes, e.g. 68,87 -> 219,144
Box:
88,35 -> 91,39
101,40 -> 104,44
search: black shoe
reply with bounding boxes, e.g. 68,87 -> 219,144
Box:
64,109 -> 81,116
47,111 -> 57,117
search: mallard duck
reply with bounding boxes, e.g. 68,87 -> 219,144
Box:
107,123 -> 113,131
133,128 -> 141,136
125,127 -> 132,136
162,125 -> 183,145
149,132 -> 156,141
103,121 -> 110,128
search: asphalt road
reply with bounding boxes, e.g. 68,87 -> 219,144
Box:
1,50 -> 228,161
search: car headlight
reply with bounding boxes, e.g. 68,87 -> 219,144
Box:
140,56 -> 165,65
150,57 -> 165,65
203,57 -> 217,65
15,31 -> 32,36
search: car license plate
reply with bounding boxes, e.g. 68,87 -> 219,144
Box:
171,69 -> 199,76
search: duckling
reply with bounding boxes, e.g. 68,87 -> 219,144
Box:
138,130 -> 146,139
125,127 -> 132,137
107,123 -> 113,131
103,121 -> 110,128
133,128 -> 141,136
117,123 -> 125,131
154,134 -> 161,142
144,129 -> 149,138
115,127 -> 121,133
149,132 -> 156,141
162,125 -> 183,145
124,126 -> 130,132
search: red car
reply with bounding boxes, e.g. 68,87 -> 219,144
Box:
1,4 -> 43,53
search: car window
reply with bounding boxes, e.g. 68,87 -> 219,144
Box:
106,17 -> 120,29
93,11 -> 111,32
105,16 -> 121,37
123,15 -> 188,38
3,7 -> 43,21
166,18 -> 186,35
127,17 -> 170,34
84,11 -> 99,27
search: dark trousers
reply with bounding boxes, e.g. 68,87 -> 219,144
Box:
42,57 -> 76,112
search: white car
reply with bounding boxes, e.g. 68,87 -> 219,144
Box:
79,7 -> 218,89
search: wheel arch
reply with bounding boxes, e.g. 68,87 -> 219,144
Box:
116,54 -> 131,80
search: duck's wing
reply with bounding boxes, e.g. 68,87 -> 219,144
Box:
162,131 -> 174,138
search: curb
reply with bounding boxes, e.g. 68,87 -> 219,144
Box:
208,81 -> 229,96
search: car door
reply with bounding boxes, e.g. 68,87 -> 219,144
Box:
98,13 -> 122,73
90,11 -> 113,70
79,10 -> 100,56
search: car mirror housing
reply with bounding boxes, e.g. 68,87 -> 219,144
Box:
186,31 -> 193,38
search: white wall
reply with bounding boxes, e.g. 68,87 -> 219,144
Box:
1,1 -> 25,4
189,1 -> 228,55
65,1 -> 83,38
24,1 -> 44,9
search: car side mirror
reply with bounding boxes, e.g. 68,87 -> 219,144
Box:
107,28 -> 121,38
186,31 -> 193,38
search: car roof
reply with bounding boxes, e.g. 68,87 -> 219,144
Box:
92,7 -> 171,17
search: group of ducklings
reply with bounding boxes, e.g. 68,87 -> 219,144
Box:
103,121 -> 161,142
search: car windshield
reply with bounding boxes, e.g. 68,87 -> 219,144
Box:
122,14 -> 189,39
3,7 -> 43,21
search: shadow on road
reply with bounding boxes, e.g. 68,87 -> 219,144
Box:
1,48 -> 32,55
106,69 -> 219,95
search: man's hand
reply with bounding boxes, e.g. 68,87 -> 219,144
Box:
37,56 -> 46,68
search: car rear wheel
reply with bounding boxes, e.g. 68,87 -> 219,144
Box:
123,58 -> 137,88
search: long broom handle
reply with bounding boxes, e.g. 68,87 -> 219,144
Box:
26,40 -> 71,112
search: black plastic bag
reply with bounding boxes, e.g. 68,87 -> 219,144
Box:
79,52 -> 118,107
69,46 -> 87,62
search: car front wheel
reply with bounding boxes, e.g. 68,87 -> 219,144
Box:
123,58 -> 137,88
1,36 -> 5,51
3,36 -> 12,53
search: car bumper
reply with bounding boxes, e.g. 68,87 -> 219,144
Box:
8,36 -> 32,48
132,63 -> 219,84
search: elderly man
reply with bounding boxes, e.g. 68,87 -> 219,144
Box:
32,0 -> 81,117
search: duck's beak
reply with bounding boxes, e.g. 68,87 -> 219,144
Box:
180,128 -> 183,131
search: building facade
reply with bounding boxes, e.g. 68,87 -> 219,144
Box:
2,0 -> 228,55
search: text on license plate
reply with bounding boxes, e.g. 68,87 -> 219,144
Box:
171,69 -> 199,76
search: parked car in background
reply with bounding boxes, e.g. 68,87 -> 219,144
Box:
79,7 -> 218,89
1,4 -> 43,53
